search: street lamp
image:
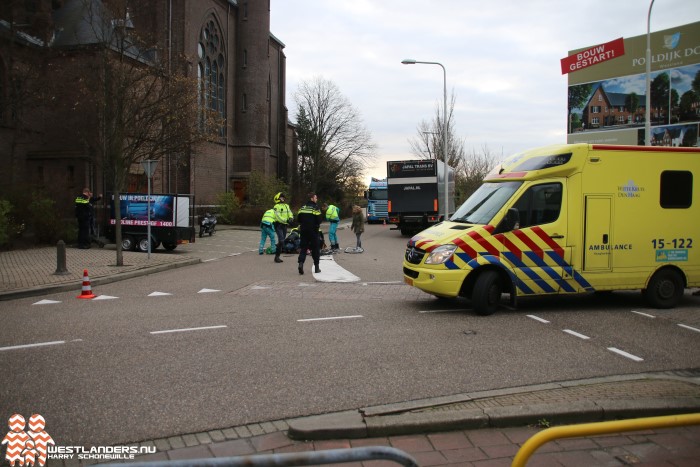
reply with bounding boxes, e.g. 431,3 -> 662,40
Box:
645,0 -> 655,146
401,58 -> 450,221
140,159 -> 159,259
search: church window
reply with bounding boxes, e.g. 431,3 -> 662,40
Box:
198,18 -> 226,135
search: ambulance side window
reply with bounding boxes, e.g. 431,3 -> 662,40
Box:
511,183 -> 562,228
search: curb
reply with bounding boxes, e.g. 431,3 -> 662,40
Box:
0,257 -> 201,301
287,373 -> 700,440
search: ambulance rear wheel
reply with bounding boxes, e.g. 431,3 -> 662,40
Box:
473,270 -> 502,316
643,269 -> 684,309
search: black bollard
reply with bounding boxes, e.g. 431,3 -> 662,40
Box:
54,240 -> 70,275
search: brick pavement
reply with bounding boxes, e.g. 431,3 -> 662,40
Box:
112,422 -> 700,466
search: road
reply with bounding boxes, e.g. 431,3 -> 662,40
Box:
1,223 -> 699,447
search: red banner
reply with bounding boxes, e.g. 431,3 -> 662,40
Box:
561,37 -> 625,74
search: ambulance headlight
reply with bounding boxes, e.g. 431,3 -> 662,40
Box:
425,244 -> 457,264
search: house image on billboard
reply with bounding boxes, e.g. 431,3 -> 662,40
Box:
582,84 -> 647,130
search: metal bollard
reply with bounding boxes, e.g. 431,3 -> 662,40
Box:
54,240 -> 70,275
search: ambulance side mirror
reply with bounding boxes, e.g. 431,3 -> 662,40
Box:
495,208 -> 520,233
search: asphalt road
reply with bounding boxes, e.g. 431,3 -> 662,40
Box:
1,223 -> 699,447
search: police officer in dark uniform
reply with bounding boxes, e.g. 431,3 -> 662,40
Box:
296,192 -> 323,275
75,188 -> 101,249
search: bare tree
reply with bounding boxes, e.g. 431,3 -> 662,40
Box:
65,0 -> 220,265
294,77 -> 376,201
407,92 -> 499,205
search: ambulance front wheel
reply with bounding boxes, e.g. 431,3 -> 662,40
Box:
643,269 -> 684,309
472,270 -> 503,316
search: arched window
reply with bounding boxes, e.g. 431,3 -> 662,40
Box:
198,18 -> 225,135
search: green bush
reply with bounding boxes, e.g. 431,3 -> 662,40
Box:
28,194 -> 63,244
215,192 -> 241,224
0,199 -> 12,247
248,170 -> 289,208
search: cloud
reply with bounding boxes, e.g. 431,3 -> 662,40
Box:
271,0 -> 700,180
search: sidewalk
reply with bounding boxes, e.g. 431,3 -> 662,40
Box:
1,239 -> 699,465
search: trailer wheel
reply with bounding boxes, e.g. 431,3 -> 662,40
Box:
643,269 -> 684,309
472,270 -> 502,316
137,236 -> 157,253
121,235 -> 136,251
163,242 -> 177,251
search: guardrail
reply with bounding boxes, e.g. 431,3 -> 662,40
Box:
512,412 -> 700,466
102,446 -> 419,467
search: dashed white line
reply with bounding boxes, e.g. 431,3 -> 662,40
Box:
297,315 -> 363,322
678,324 -> 700,333
150,325 -> 228,335
607,347 -> 644,362
527,315 -> 550,323
631,310 -> 656,318
0,341 -> 65,352
563,329 -> 590,340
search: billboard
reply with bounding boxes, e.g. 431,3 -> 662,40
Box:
567,21 -> 700,147
109,194 -> 191,227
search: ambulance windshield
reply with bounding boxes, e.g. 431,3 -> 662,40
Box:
450,181 -> 522,225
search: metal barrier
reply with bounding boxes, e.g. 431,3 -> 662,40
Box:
103,446 -> 419,467
512,412 -> 700,467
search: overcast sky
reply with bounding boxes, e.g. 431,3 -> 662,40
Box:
270,0 -> 700,182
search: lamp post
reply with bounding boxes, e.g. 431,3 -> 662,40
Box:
401,58 -> 450,221
140,159 -> 159,259
645,0 -> 655,146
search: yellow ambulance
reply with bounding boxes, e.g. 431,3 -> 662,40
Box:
403,143 -> 700,315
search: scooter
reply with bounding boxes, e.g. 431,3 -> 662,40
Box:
199,212 -> 217,237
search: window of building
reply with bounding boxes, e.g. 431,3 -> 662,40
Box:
598,94 -> 603,101
198,18 -> 226,135
591,106 -> 600,113
592,117 -> 599,125
660,171 -> 692,208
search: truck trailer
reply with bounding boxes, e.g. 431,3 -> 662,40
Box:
387,159 -> 455,235
105,193 -> 196,252
402,143 -> 700,315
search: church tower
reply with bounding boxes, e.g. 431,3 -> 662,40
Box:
234,0 -> 271,174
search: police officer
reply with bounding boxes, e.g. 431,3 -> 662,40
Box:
272,192 -> 294,263
297,192 -> 323,275
75,187 -> 101,249
324,202 -> 340,251
259,207 -> 276,254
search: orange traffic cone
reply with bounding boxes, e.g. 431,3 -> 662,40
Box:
77,269 -> 96,299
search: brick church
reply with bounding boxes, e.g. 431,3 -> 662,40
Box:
0,0 -> 296,217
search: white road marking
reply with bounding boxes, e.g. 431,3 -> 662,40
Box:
0,340 -> 65,351
202,258 -> 219,262
148,291 -> 172,297
362,281 -> 403,285
313,256 -> 360,283
150,325 -> 228,335
527,315 -> 550,323
298,283 -> 317,287
607,347 -> 644,362
197,288 -> 221,293
631,310 -> 656,318
678,324 -> 700,333
252,285 -> 271,290
298,315 -> 363,322
93,295 -> 118,300
563,329 -> 590,340
33,299 -> 61,305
